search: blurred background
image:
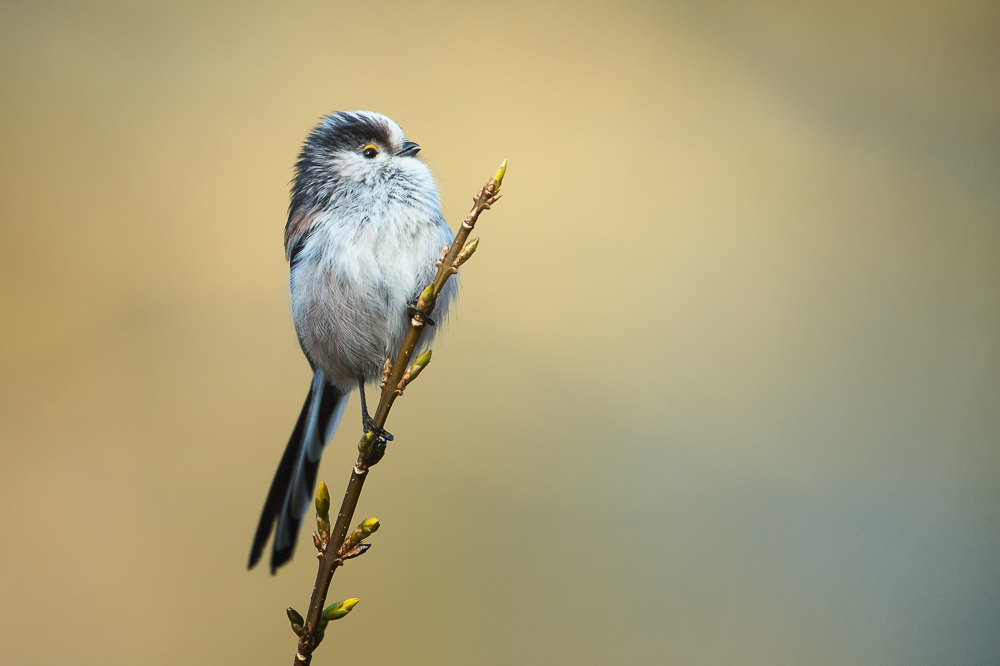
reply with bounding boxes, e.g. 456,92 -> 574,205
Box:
1,2 -> 998,664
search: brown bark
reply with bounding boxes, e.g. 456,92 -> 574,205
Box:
290,163 -> 506,665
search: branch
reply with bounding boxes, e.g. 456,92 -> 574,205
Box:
286,160 -> 507,665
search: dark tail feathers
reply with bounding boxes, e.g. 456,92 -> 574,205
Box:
248,371 -> 348,573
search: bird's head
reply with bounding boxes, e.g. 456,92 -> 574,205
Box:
292,110 -> 429,202
285,110 -> 438,260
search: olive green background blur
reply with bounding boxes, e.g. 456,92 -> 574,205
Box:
2,2 -> 998,664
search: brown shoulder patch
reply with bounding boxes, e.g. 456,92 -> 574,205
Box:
284,208 -> 315,263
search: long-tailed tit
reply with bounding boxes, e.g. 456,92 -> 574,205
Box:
248,111 -> 456,573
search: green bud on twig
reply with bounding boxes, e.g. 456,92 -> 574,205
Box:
415,284 -> 436,316
358,431 -> 376,458
360,517 -> 380,536
323,598 -> 360,622
286,607 -> 305,636
315,482 -> 330,518
493,159 -> 507,189
453,238 -> 479,270
315,481 -> 331,536
315,597 -> 360,640
397,350 -> 432,394
407,350 -> 432,380
349,517 -> 380,544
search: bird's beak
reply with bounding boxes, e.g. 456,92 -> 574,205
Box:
397,141 -> 421,157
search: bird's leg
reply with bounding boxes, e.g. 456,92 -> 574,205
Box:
358,378 -> 374,430
358,378 -> 393,442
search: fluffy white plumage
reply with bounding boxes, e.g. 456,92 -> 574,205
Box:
290,115 -> 455,387
250,111 -> 456,573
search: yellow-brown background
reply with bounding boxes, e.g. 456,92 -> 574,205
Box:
1,2 -> 998,664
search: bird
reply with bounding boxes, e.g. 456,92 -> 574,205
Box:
248,111 -> 457,574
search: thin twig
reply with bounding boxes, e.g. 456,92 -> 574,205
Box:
289,161 -> 507,665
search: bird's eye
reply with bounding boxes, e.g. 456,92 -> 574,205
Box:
362,145 -> 379,159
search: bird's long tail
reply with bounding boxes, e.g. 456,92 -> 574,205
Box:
248,371 -> 348,573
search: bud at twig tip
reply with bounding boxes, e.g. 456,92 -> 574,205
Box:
315,482 -> 330,518
494,159 -> 507,188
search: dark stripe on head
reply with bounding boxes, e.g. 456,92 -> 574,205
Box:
307,112 -> 395,155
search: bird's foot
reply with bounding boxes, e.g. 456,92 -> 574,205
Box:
363,415 -> 394,442
407,303 -> 436,327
